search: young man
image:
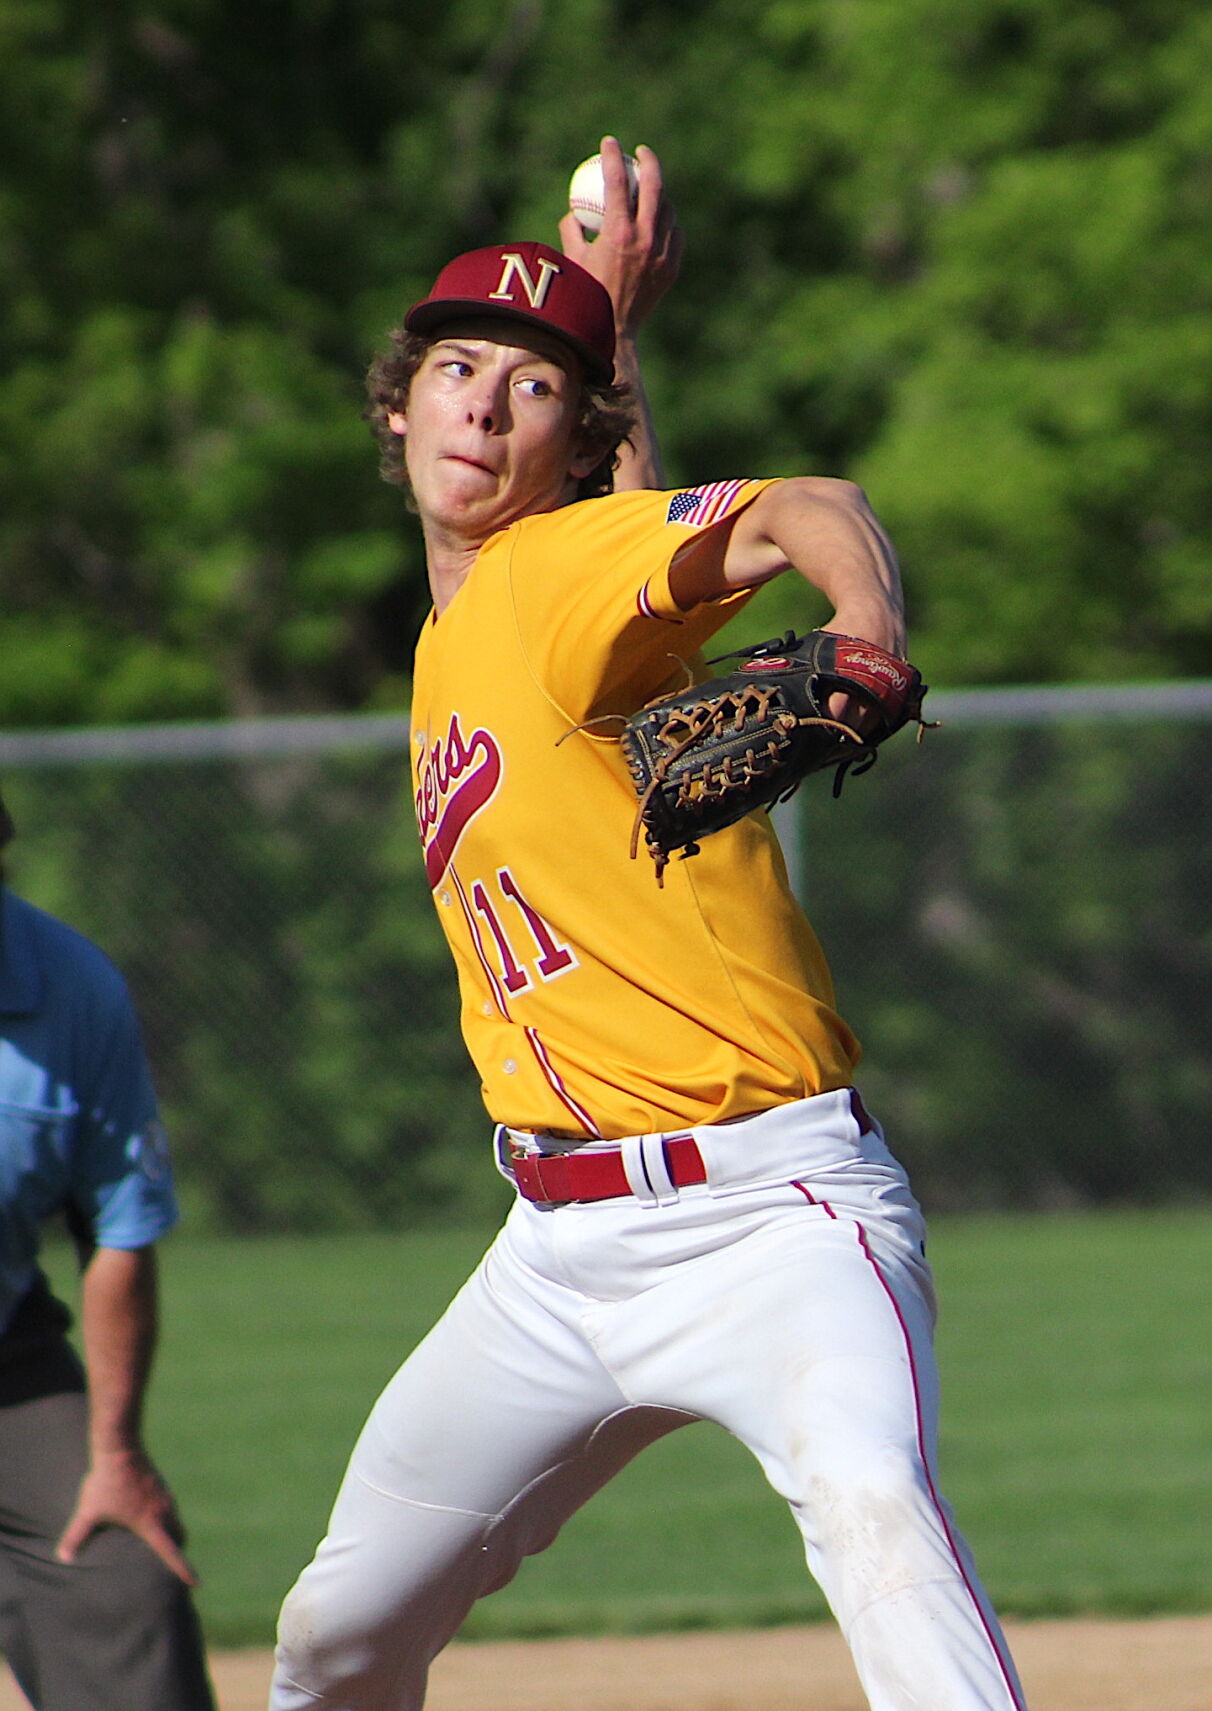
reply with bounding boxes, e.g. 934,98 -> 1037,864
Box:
270,151 -> 1028,1711
0,789 -> 215,1711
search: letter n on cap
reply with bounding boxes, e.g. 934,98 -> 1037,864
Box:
490,251 -> 561,309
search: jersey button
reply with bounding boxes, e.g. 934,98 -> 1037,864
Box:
482,1001 -> 494,1017
503,1059 -> 517,1075
439,890 -> 452,906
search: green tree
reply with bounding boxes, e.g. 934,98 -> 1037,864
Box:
4,3 -> 1210,1232
4,0 -> 1211,727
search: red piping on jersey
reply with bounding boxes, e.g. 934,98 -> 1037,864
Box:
451,868 -> 511,1019
789,1183 -> 1026,1711
523,1027 -> 602,1138
448,871 -> 599,1137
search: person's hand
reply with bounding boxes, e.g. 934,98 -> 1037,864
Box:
559,137 -> 683,339
56,1448 -> 199,1585
822,613 -> 908,735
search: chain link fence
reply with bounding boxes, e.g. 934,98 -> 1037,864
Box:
2,685 -> 1210,1230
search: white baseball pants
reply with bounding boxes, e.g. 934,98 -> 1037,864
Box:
269,1091 -> 1027,1711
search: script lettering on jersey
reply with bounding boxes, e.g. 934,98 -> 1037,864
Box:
415,714 -> 503,887
488,251 -> 560,310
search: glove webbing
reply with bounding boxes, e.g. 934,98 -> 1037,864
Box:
628,689 -> 869,882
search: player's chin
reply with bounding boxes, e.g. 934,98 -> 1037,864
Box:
425,468 -> 499,516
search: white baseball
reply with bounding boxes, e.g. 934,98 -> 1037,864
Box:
568,151 -> 639,233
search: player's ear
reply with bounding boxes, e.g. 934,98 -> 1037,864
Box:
387,411 -> 407,437
567,441 -> 602,481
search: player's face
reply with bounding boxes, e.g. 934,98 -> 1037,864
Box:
395,321 -> 600,543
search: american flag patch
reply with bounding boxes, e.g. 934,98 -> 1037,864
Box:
665,479 -> 749,528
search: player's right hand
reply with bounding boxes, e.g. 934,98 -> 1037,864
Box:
559,137 -> 683,337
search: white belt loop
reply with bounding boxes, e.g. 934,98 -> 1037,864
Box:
642,1132 -> 680,1203
619,1135 -> 659,1206
493,1124 -> 517,1183
619,1133 -> 680,1207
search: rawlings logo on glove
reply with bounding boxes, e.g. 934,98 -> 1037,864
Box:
619,629 -> 934,883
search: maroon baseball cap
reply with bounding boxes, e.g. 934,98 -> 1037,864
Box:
404,241 -> 616,384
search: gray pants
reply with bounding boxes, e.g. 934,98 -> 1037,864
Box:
0,1324 -> 215,1711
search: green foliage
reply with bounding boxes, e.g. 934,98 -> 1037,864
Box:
4,5 -> 1210,1226
800,719 -> 1212,1208
4,753 -> 505,1233
6,704 -> 1209,1229
3,0 -> 1212,730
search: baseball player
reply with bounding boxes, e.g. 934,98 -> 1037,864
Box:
270,157 -> 1028,1711
0,788 -> 215,1711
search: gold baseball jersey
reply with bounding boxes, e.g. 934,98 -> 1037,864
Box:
410,480 -> 861,1139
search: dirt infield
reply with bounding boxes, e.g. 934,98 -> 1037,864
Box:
5,1614 -> 1203,1710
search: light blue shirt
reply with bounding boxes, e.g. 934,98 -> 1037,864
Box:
0,888 -> 179,1336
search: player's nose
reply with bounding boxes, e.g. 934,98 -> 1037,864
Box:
466,374 -> 511,434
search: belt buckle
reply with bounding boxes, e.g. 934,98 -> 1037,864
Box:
509,1145 -> 569,1206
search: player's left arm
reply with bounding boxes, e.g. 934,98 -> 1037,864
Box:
560,138 -> 682,491
669,476 -> 906,658
55,1242 -> 199,1585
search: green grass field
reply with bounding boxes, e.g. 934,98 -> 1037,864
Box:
46,1209 -> 1212,1647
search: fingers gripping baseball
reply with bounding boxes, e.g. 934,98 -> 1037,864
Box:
560,137 -> 683,338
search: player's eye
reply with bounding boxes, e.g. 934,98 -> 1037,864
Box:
440,359 -> 475,379
517,376 -> 554,398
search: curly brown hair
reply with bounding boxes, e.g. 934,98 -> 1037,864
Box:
365,328 -> 637,506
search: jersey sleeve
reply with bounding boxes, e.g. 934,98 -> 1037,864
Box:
505,479 -> 777,724
67,952 -> 180,1251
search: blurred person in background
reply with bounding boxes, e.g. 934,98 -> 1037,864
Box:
0,786 -> 215,1710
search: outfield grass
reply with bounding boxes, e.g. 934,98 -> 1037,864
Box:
44,1209 -> 1212,1646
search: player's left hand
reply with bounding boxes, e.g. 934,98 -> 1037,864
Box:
55,1448 -> 200,1585
820,613 -> 907,735
559,137 -> 683,338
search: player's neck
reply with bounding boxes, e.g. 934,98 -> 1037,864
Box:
421,485 -> 575,615
424,531 -> 483,616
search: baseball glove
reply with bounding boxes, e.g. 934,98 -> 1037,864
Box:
620,629 -> 933,882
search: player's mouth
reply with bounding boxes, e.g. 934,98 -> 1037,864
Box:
443,452 -> 498,478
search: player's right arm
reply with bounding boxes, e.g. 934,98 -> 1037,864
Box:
668,476 -> 906,659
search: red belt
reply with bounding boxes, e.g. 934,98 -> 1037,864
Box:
509,1134 -> 707,1205
508,1091 -> 871,1207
